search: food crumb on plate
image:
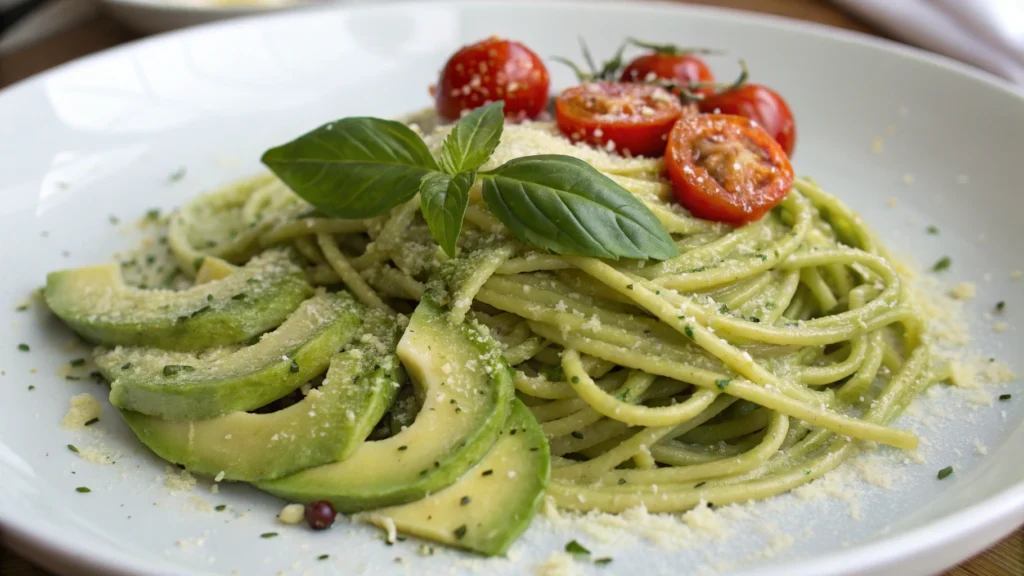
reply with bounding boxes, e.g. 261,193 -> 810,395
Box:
61,393 -> 101,429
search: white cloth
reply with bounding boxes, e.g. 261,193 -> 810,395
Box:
833,0 -> 1024,84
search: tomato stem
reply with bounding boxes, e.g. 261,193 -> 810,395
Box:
626,37 -> 720,57
552,38 -> 627,83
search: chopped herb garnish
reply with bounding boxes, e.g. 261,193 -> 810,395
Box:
27,385 -> 34,391
84,417 -> 99,426
565,540 -> 590,555
684,325 -> 694,339
756,253 -> 767,261
65,375 -> 81,381
453,525 -> 467,540
193,257 -> 205,270
998,394 -> 1011,401
231,293 -> 247,301
17,343 -> 29,352
76,487 -> 91,493
571,431 -> 584,439
67,444 -> 79,453
215,504 -> 226,511
16,304 -> 29,312
460,496 -> 471,506
121,362 -> 132,370
626,284 -> 634,290
926,225 -> 939,235
715,378 -> 731,390
750,316 -> 761,323
189,305 -> 210,318
290,360 -> 299,373
765,301 -> 777,310
932,256 -> 951,272
719,304 -> 729,314
70,358 -> 86,367
145,208 -> 161,221
694,481 -> 706,488
937,466 -> 953,480
595,557 -> 613,565
481,469 -> 493,476
398,445 -> 408,451
170,167 -> 187,182
617,478 -> 627,485
108,215 -> 120,225
995,301 -> 1005,312
261,532 -> 278,539
571,376 -> 580,384
163,364 -> 195,377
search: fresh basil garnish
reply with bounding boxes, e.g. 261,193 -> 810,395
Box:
261,107 -> 678,261
419,171 -> 474,258
439,102 -> 504,175
480,155 -> 678,260
261,117 -> 438,219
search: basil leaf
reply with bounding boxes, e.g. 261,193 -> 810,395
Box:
481,155 -> 678,260
420,171 -> 474,258
439,102 -> 504,175
261,117 -> 438,219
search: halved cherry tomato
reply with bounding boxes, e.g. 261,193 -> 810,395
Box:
555,82 -> 684,157
434,37 -> 550,121
665,114 -> 794,224
620,52 -> 715,96
699,84 -> 796,156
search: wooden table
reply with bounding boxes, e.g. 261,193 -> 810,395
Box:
0,0 -> 1021,574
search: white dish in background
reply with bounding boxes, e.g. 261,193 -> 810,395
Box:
1,1 -> 1022,575
100,0 -> 325,33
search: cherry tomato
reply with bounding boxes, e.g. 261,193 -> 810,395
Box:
620,52 -> 715,96
665,114 -> 794,224
554,82 -> 684,157
434,37 -> 550,121
699,84 -> 796,156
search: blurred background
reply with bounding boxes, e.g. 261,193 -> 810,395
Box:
1,0 -> 1022,88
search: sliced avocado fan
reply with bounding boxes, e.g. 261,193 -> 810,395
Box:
361,399 -> 549,556
100,291 -> 362,421
44,249 -> 312,351
119,308 -> 404,482
257,295 -> 514,512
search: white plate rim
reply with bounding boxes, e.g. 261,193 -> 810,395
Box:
0,1 -> 1022,574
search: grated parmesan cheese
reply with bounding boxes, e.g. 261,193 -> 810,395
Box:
60,393 -> 101,429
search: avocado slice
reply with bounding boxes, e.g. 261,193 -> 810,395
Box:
100,291 -> 363,421
258,296 -> 514,512
45,249 -> 312,351
118,309 -> 403,481
362,399 -> 549,556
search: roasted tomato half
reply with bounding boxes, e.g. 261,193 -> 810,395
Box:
555,81 -> 685,157
665,114 -> 794,224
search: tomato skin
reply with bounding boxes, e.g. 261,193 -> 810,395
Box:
665,114 -> 794,225
620,53 -> 715,96
435,37 -> 550,121
699,84 -> 796,156
554,82 -> 685,157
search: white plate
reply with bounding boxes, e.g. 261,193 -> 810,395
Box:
1,2 -> 1022,575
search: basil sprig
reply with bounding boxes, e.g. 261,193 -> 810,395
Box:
261,103 -> 677,261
